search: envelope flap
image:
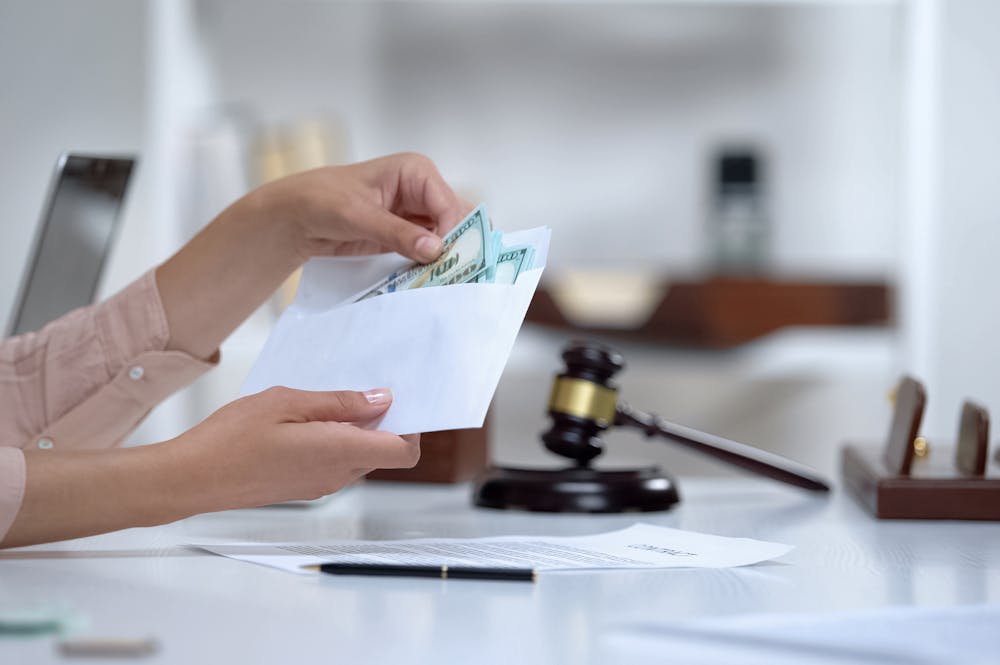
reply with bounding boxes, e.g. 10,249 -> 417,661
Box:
242,227 -> 551,435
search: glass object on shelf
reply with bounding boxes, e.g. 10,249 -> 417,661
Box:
708,146 -> 770,275
248,113 -> 353,314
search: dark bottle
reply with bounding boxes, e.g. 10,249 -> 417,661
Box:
710,147 -> 769,274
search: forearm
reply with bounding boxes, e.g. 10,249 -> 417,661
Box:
1,444 -> 201,549
156,189 -> 303,359
154,155 -> 465,359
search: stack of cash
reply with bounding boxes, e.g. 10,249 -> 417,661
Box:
352,204 -> 535,302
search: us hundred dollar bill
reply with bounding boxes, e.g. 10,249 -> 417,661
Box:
480,245 -> 535,285
350,203 -> 537,301
353,205 -> 495,302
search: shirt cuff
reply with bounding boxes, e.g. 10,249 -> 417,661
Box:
95,269 -> 177,375
0,447 -> 26,543
33,349 -> 218,451
32,269 -> 219,451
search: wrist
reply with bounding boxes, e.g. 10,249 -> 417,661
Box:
228,184 -> 307,269
125,442 -> 202,526
143,436 -> 240,524
239,179 -> 313,266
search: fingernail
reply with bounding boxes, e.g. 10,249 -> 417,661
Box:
415,235 -> 443,262
363,388 -> 392,406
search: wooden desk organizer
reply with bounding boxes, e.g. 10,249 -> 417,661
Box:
841,376 -> 1000,520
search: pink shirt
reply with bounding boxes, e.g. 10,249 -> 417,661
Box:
0,270 -> 216,542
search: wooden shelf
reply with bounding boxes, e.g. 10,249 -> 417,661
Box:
526,277 -> 891,349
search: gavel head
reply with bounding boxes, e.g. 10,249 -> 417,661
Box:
541,340 -> 624,465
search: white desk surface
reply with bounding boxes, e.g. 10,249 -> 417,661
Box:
3,478 -> 1000,664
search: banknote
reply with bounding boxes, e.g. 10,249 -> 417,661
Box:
353,205 -> 495,301
351,203 -> 534,301
483,230 -> 504,283
491,245 -> 535,285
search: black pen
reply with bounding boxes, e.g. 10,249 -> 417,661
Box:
304,563 -> 537,582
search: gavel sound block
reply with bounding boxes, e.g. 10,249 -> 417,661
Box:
841,376 -> 1000,520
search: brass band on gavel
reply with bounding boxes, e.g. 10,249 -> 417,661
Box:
548,377 -> 618,427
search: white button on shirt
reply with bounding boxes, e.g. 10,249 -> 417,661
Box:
129,366 -> 145,381
37,438 -> 54,449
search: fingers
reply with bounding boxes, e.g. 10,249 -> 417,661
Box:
313,424 -> 421,470
342,153 -> 472,263
363,203 -> 445,263
368,153 -> 472,255
395,153 -> 473,233
256,386 -> 393,424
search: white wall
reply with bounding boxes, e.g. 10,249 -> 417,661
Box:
903,0 -> 1000,434
0,0 -> 148,329
202,1 -> 901,276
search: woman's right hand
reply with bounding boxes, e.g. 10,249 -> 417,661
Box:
5,387 -> 416,548
164,386 -> 419,513
4,387 -> 415,548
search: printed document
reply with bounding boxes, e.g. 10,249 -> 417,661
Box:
196,523 -> 791,574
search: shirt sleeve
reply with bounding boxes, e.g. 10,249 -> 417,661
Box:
0,447 -> 25,542
0,269 -> 218,542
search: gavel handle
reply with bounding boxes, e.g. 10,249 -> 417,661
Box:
616,401 -> 830,492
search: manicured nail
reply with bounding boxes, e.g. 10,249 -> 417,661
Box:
415,235 -> 443,262
363,388 -> 392,406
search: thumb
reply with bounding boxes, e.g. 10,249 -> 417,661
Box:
259,386 -> 393,423
364,204 -> 444,263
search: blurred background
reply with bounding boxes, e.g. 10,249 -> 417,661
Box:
0,0 -> 997,480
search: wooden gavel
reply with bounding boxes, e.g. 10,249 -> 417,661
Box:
541,340 -> 830,492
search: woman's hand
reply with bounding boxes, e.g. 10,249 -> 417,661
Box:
157,152 -> 470,359
164,386 -> 420,511
4,388 -> 418,548
260,152 -> 473,263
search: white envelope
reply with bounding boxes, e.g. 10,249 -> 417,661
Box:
241,227 -> 551,435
